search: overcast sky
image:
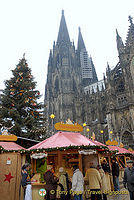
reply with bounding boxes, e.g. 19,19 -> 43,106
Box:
0,0 -> 134,101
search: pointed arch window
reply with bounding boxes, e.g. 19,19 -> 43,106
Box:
54,77 -> 59,92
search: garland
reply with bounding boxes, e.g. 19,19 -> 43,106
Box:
0,144 -> 110,154
0,145 -> 133,156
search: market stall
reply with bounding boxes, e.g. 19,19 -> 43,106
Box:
0,141 -> 26,200
28,129 -> 110,200
108,145 -> 134,167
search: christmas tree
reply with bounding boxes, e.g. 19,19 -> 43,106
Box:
0,55 -> 46,139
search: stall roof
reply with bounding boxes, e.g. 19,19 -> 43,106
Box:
108,145 -> 133,154
0,142 -> 25,150
90,140 -> 106,146
29,131 -> 98,150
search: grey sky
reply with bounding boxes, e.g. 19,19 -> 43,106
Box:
0,0 -> 134,101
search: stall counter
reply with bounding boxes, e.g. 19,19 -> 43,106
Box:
32,183 -> 46,200
31,173 -> 46,200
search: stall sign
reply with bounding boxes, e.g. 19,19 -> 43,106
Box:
6,158 -> 11,165
78,150 -> 96,155
39,188 -> 46,197
30,153 -> 47,159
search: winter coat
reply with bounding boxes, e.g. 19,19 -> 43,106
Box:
105,172 -> 112,191
112,162 -> 119,177
44,170 -> 58,199
123,167 -> 134,192
72,169 -> 84,194
21,169 -> 31,187
59,172 -> 67,191
99,168 -> 110,193
84,168 -> 102,189
57,172 -> 67,198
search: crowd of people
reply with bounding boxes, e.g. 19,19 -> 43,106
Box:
21,158 -> 134,200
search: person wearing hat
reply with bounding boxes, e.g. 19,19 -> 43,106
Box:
123,160 -> 134,200
44,165 -> 59,200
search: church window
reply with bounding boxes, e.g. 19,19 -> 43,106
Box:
73,79 -> 77,91
61,70 -> 65,78
57,54 -> 59,64
122,131 -> 133,148
62,57 -> 69,65
117,96 -> 127,106
54,77 -> 59,92
117,81 -> 125,92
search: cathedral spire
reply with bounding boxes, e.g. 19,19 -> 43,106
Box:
57,10 -> 70,44
116,29 -> 124,55
77,27 -> 86,51
107,62 -> 111,72
90,56 -> 98,82
125,16 -> 134,47
48,50 -> 53,68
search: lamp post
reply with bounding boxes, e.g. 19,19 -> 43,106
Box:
109,130 -> 113,140
100,130 -> 106,144
86,128 -> 90,138
50,114 -> 55,135
83,123 -> 86,136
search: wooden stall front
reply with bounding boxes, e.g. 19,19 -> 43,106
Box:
0,142 -> 26,200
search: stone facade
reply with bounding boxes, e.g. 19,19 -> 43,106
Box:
45,12 -> 134,149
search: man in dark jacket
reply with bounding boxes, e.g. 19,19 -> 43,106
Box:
44,165 -> 58,200
123,160 -> 134,200
21,163 -> 33,200
111,158 -> 120,191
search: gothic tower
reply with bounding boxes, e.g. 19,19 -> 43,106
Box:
45,11 -> 98,134
45,10 -> 82,132
45,12 -> 134,148
105,16 -> 134,149
77,27 -> 98,86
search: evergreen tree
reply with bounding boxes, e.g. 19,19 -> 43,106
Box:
0,55 -> 45,139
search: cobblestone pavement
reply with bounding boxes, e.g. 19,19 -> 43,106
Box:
107,188 -> 130,200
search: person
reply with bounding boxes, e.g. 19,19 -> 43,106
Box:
64,169 -> 71,199
21,163 -> 32,200
101,158 -> 110,173
44,165 -> 59,200
57,167 -> 70,200
101,159 -> 111,191
72,165 -> 84,200
123,160 -> 134,200
84,162 -> 102,200
37,159 -> 47,182
111,158 -> 120,191
97,165 -> 108,200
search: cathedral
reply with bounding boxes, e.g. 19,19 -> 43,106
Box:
45,11 -> 134,149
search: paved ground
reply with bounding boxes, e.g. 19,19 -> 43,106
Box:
84,181 -> 130,200
107,188 -> 130,200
